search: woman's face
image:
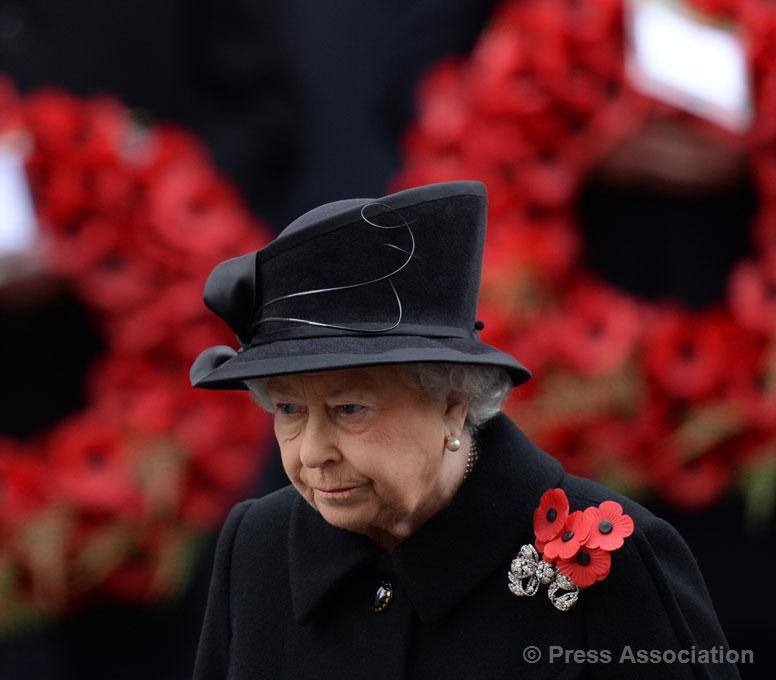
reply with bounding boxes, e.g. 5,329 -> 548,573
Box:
266,365 -> 469,549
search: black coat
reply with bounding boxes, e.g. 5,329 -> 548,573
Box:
193,414 -> 741,679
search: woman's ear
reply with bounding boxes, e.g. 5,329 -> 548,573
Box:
443,394 -> 469,436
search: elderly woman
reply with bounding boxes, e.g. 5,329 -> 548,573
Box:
189,181 -> 739,679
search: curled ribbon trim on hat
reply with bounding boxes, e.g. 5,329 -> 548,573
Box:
251,203 -> 416,333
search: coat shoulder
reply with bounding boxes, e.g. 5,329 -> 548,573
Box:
227,484 -> 297,557
559,471 -> 700,579
239,483 -> 297,529
556,473 -> 738,677
560,471 -> 657,525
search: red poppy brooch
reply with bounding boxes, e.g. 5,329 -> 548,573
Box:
507,488 -> 634,611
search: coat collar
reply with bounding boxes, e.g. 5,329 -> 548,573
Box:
288,413 -> 564,625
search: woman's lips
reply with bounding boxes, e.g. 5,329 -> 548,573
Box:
316,485 -> 362,495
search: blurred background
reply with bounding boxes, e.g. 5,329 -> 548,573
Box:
0,0 -> 773,678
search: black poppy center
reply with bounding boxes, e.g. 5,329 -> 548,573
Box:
598,520 -> 613,534
588,320 -> 605,337
546,508 -> 557,523
561,530 -> 574,542
87,450 -> 107,469
576,550 -> 591,566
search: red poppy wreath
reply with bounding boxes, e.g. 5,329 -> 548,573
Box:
0,78 -> 272,634
393,0 -> 776,521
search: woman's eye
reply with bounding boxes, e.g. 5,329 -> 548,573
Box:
277,403 -> 303,416
337,403 -> 365,416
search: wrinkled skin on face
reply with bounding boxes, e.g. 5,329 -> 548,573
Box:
267,365 -> 470,553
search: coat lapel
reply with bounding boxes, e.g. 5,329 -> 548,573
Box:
288,492 -> 379,625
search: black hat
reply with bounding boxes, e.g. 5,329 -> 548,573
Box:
189,180 -> 532,390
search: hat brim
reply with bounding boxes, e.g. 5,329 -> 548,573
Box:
190,334 -> 532,390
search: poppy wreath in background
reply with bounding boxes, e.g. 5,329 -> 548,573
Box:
0,78 -> 272,634
393,0 -> 776,519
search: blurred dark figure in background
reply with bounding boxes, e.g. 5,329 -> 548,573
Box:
0,1 -> 499,678
187,0 -> 504,228
0,0 -> 303,218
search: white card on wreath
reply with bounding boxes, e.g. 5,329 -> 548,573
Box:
624,0 -> 753,133
0,138 -> 37,258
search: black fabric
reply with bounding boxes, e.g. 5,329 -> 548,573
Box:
257,193 -> 484,333
577,179 -> 757,309
190,181 -> 533,390
193,414 -> 740,679
0,286 -> 104,438
189,335 -> 524,389
202,252 -> 258,346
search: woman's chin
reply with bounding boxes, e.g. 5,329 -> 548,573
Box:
314,496 -> 373,532
319,510 -> 371,534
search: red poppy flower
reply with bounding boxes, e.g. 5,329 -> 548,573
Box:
654,453 -> 731,511
553,282 -> 641,376
535,423 -> 606,480
49,215 -> 123,276
49,415 -> 141,515
521,215 -> 580,280
515,160 -> 577,209
508,328 -> 556,391
79,98 -> 131,165
556,546 -> 611,588
533,488 -> 569,542
460,119 -> 530,169
414,58 -> 469,145
685,0 -> 738,19
484,213 -> 580,284
177,401 -> 266,491
644,310 -> 728,400
471,22 -> 525,86
182,484 -> 232,530
583,501 -> 634,551
78,255 -> 161,312
541,510 -> 591,561
108,280 -> 207,356
85,160 -> 137,217
142,160 -> 258,270
719,334 -> 776,430
0,441 -> 49,525
22,89 -> 81,152
728,256 -> 776,334
36,160 -> 87,226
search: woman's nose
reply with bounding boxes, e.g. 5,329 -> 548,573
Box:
298,412 -> 341,468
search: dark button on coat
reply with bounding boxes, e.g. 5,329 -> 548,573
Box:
193,414 -> 741,679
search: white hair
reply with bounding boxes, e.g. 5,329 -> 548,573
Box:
243,362 -> 514,434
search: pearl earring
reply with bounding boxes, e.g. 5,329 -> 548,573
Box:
445,435 -> 462,451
